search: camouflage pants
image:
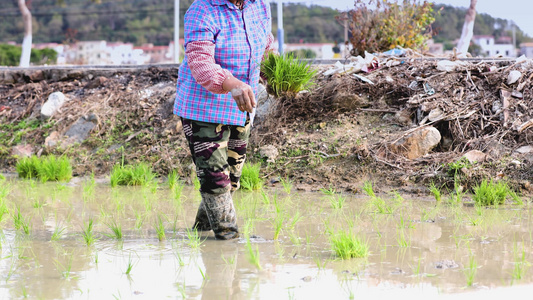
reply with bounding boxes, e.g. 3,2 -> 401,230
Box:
182,117 -> 251,195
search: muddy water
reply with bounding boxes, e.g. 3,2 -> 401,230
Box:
1,175 -> 533,299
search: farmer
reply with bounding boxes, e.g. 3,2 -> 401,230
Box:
174,0 -> 276,240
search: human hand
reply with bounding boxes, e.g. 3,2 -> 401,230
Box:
223,76 -> 256,113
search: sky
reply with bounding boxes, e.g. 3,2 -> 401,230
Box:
280,0 -> 533,37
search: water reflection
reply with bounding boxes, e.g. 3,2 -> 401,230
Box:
1,176 -> 533,299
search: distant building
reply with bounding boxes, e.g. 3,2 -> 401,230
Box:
427,39 -> 444,56
472,35 -> 516,57
33,43 -> 66,64
284,43 -> 335,59
520,43 -> 533,58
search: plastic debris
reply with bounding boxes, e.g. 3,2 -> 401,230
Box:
507,70 -> 522,85
353,73 -> 375,85
436,60 -> 469,72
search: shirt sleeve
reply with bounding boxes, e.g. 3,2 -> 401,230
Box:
186,41 -> 231,94
262,32 -> 279,61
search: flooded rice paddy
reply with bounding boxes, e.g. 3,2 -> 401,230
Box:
1,174 -> 533,299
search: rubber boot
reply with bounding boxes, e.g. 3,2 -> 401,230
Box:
192,201 -> 211,231
201,191 -> 239,240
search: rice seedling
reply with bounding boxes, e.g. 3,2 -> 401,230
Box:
110,162 -> 157,187
221,254 -> 236,266
320,186 -> 336,196
330,230 -> 369,259
192,175 -> 201,191
473,179 -> 514,206
288,230 -> 301,246
448,179 -> 464,205
396,229 -> 411,248
184,228 -> 205,249
0,181 -> 10,200
240,162 -> 262,191
280,177 -> 293,194
511,243 -> 530,283
82,173 -> 96,201
155,215 -> 166,241
51,224 -> 66,241
464,253 -> 477,287
245,236 -> 262,270
198,266 -> 209,286
429,182 -> 442,202
15,155 -> 40,179
0,198 -> 8,224
125,254 -> 135,275
167,170 -> 180,189
313,256 -> 328,271
13,206 -> 31,234
105,220 -> 123,240
53,255 -> 74,279
330,194 -> 346,210
273,213 -> 284,240
16,155 -> 72,182
260,52 -> 316,97
82,218 -> 96,246
134,211 -> 145,231
370,197 -> 393,214
362,181 -> 376,198
260,190 -> 271,205
171,180 -> 185,201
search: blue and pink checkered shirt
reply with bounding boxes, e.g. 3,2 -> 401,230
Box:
174,0 -> 272,126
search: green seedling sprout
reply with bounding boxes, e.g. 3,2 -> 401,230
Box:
280,177 -> 293,194
240,162 -> 262,191
105,219 -> 123,240
155,215 -> 166,241
330,230 -> 369,259
82,218 -> 96,246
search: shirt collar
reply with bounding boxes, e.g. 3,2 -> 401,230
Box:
210,0 -> 256,9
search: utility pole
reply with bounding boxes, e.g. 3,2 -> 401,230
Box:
344,13 -> 348,58
277,0 -> 284,54
174,0 -> 180,63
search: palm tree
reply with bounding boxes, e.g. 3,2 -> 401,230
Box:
456,0 -> 477,56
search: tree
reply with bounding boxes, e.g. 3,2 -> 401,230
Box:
17,0 -> 32,67
456,0 -> 477,55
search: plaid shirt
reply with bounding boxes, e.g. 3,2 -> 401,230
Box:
174,0 -> 272,126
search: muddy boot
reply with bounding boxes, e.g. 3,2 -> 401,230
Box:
202,191 -> 239,240
192,201 -> 211,231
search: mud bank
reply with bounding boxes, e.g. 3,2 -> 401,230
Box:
1,59 -> 533,194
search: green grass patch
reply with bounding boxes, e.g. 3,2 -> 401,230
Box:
240,162 -> 262,191
330,230 -> 369,259
110,162 -> 156,187
16,155 -> 72,182
472,179 -> 516,206
260,52 -> 316,97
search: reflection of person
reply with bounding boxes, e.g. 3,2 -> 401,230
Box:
174,0 -> 276,239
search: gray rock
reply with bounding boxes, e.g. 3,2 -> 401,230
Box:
462,150 -> 488,163
64,113 -> 99,145
514,145 -> 533,154
41,92 -> 67,119
259,145 -> 279,163
255,83 -> 272,119
435,260 -> 459,269
11,144 -> 33,158
389,126 -> 441,159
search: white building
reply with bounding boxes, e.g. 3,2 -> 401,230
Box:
472,35 -> 516,57
520,43 -> 533,58
284,43 -> 335,59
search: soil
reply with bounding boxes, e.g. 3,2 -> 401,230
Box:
1,58 -> 533,194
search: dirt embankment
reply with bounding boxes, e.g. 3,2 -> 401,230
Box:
1,58 -> 533,194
